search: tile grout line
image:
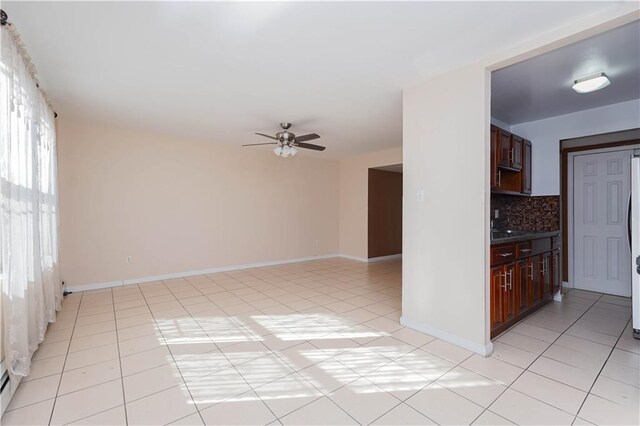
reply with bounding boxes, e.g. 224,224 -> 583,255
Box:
572,315 -> 634,419
162,275 -> 355,424
470,291 -> 605,425
155,267 -> 401,424
135,282 -> 208,426
110,286 -> 129,426
47,291 -> 84,425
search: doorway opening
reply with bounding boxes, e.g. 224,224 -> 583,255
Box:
488,20 -> 639,338
368,164 -> 402,260
562,130 -> 640,297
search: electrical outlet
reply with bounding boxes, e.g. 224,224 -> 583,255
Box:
494,209 -> 499,219
126,256 -> 132,264
416,189 -> 425,202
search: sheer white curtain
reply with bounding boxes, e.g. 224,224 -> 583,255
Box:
1,24 -> 61,377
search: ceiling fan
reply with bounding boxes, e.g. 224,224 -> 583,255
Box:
243,123 -> 326,157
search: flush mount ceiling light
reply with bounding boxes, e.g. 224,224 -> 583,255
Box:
572,72 -> 610,93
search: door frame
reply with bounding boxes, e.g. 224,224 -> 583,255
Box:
567,146 -> 639,291
559,128 -> 640,288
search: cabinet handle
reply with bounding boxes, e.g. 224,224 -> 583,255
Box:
507,269 -> 513,290
520,249 -> 531,253
497,170 -> 501,187
540,259 -> 546,275
528,263 -> 534,280
502,272 -> 509,291
498,253 -> 513,257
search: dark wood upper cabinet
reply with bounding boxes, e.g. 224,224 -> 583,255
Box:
497,128 -> 513,168
522,140 -> 532,194
491,126 -> 498,189
511,136 -> 523,171
491,125 -> 531,195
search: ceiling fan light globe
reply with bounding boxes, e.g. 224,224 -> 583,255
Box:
290,147 -> 298,157
282,145 -> 292,156
273,146 -> 283,156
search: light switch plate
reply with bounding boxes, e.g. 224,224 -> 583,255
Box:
416,189 -> 424,202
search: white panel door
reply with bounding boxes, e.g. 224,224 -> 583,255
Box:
574,150 -> 632,297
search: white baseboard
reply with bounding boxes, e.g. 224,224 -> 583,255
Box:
368,254 -> 402,263
65,253 -> 405,293
340,253 -> 402,263
66,254 -> 345,293
400,315 -> 494,356
339,254 -> 369,263
65,280 -> 124,292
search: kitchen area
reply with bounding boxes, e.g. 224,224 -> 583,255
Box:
490,125 -> 562,338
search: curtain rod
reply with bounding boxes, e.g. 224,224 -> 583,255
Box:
0,9 -> 58,118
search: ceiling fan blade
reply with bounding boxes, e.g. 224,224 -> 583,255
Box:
255,132 -> 278,140
295,133 -> 320,142
295,142 -> 326,151
242,142 -> 278,147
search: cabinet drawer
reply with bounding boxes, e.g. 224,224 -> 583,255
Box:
517,242 -> 532,258
531,238 -> 551,256
491,244 -> 516,264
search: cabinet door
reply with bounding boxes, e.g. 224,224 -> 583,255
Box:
516,260 -> 530,313
522,140 -> 532,194
490,265 -> 505,330
530,255 -> 542,306
541,252 -> 552,301
552,249 -> 561,295
491,126 -> 498,188
504,263 -> 517,322
511,136 -> 523,171
497,129 -> 512,168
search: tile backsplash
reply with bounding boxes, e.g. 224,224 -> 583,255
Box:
491,194 -> 560,231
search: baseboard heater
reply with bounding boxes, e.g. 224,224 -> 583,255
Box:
0,369 -> 8,394
0,358 -> 12,416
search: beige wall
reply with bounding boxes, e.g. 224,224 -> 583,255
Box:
339,147 -> 402,260
402,63 -> 491,354
57,119 -> 340,287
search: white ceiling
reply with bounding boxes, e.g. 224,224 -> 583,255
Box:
492,20 -> 640,126
4,1 -> 630,157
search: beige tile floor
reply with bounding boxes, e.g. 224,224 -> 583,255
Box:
2,258 -> 639,425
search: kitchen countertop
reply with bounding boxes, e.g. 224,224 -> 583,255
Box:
491,230 -> 560,245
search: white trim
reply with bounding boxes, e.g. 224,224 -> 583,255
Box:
400,315 -> 494,356
65,280 -> 124,293
339,254 -> 369,263
568,145 -> 639,294
368,254 -> 402,263
66,254 -> 350,292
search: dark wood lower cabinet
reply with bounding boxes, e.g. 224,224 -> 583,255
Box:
491,236 -> 560,338
490,265 -> 505,331
541,252 -> 552,301
552,249 -> 560,295
530,255 -> 541,306
504,263 -> 517,323
516,260 -> 529,313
